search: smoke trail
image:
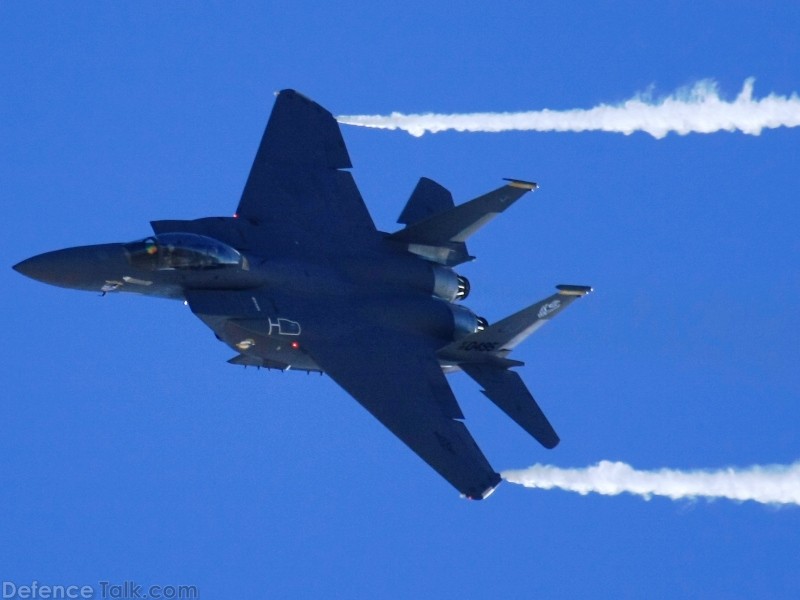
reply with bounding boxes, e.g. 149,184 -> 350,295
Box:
501,460 -> 800,505
338,78 -> 800,138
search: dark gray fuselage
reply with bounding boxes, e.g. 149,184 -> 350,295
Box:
14,221 -> 482,374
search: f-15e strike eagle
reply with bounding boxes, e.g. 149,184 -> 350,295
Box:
13,90 -> 591,499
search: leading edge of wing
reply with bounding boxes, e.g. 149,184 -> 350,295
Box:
302,325 -> 501,500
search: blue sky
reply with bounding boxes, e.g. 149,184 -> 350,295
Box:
2,2 -> 799,598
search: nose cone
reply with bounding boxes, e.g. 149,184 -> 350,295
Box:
13,252 -> 62,282
13,244 -> 128,291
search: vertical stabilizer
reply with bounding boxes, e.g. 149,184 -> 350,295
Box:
390,179 -> 537,266
398,177 -> 455,225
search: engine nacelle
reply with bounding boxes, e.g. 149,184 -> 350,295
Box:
431,265 -> 470,302
448,303 -> 488,339
339,257 -> 470,302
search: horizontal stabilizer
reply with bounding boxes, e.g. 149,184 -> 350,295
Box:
461,364 -> 559,449
389,180 -> 536,266
438,284 -> 592,362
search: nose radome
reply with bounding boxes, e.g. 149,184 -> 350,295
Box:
13,244 -> 128,290
13,253 -> 57,283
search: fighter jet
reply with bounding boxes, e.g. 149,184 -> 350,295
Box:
13,90 -> 591,500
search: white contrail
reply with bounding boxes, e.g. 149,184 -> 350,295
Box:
501,460 -> 800,506
337,78 -> 800,138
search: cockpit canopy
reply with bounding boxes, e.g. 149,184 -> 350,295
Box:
125,233 -> 245,271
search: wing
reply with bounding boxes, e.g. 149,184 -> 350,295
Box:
185,286 -> 501,499
236,89 -> 378,251
303,326 -> 502,499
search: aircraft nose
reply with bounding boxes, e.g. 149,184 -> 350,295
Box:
13,244 -> 128,291
13,253 -> 59,282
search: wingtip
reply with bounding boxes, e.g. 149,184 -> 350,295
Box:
275,89 -> 319,106
541,435 -> 560,449
503,178 -> 538,191
461,474 -> 503,500
556,284 -> 593,296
